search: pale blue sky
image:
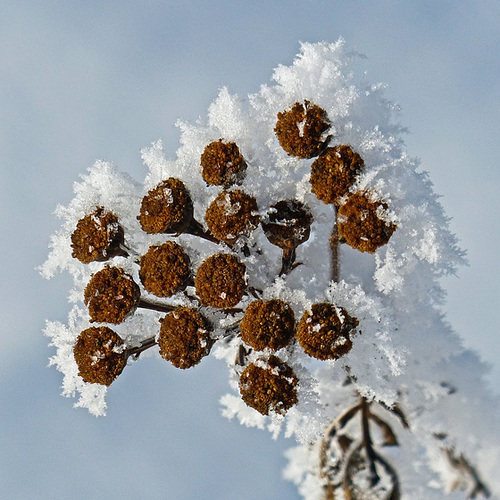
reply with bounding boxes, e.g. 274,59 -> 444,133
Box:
1,2 -> 499,498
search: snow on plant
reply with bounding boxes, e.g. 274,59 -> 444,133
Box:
40,39 -> 499,499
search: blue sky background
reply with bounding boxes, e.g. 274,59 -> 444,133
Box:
1,2 -> 499,498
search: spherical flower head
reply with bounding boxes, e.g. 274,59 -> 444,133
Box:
84,266 -> 140,324
139,242 -> 191,298
200,139 -> 247,187
239,355 -> 299,416
71,207 -> 125,264
337,191 -> 397,253
205,189 -> 259,245
240,299 -> 295,351
297,303 -> 359,360
310,145 -> 364,205
138,178 -> 193,234
274,100 -> 331,159
195,253 -> 246,309
158,307 -> 214,369
73,326 -> 127,386
261,200 -> 313,250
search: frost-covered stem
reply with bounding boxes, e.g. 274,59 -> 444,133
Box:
279,247 -> 297,276
185,218 -> 221,244
126,336 -> 158,359
360,397 -> 380,487
330,208 -> 340,282
137,298 -> 176,314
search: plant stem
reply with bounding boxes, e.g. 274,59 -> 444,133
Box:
126,336 -> 158,359
137,298 -> 176,314
330,207 -> 340,282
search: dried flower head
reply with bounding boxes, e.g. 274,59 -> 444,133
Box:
274,100 -> 331,159
71,207 -> 126,264
139,242 -> 191,298
297,303 -> 359,360
310,145 -> 364,205
205,189 -> 259,244
200,139 -> 247,187
261,200 -> 313,250
73,326 -> 127,386
84,266 -> 140,324
195,253 -> 246,309
158,307 -> 213,369
337,191 -> 397,253
239,355 -> 299,416
240,299 -> 295,351
138,178 -> 193,234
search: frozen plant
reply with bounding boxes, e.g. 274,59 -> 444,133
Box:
40,40 -> 500,499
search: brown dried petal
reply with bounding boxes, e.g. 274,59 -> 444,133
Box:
297,303 -> 358,360
158,307 -> 213,369
73,326 -> 127,386
84,266 -> 140,324
239,355 -> 298,415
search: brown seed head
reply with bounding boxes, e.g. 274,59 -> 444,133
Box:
297,303 -> 359,360
158,307 -> 213,369
84,266 -> 140,324
138,178 -> 193,234
195,253 -> 246,309
71,207 -> 125,264
337,191 -> 397,253
261,200 -> 313,250
200,140 -> 247,187
274,101 -> 331,159
240,299 -> 295,351
139,242 -> 191,298
239,355 -> 298,416
310,145 -> 364,205
73,326 -> 127,386
205,190 -> 259,244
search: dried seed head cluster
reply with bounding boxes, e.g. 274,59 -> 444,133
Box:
205,189 -> 259,244
240,299 -> 295,351
73,326 -> 127,386
139,242 -> 191,298
158,307 -> 213,369
261,199 -> 313,250
297,303 -> 359,360
195,253 -> 246,309
200,139 -> 247,187
138,178 -> 193,234
239,355 -> 299,416
71,207 -> 126,264
84,266 -> 140,324
337,191 -> 397,253
274,100 -> 331,159
310,145 -> 364,205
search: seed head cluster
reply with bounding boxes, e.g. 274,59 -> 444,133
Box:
73,326 -> 127,386
310,145 -> 364,205
337,191 -> 397,253
274,101 -> 331,159
138,178 -> 193,234
241,299 -> 295,351
158,307 -> 213,369
84,266 -> 140,324
205,189 -> 259,245
200,139 -> 247,187
71,207 -> 125,264
195,253 -> 246,309
261,199 -> 313,250
239,355 -> 299,416
297,303 -> 359,360
139,242 -> 191,298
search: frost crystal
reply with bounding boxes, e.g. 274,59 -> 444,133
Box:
41,40 -> 498,498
